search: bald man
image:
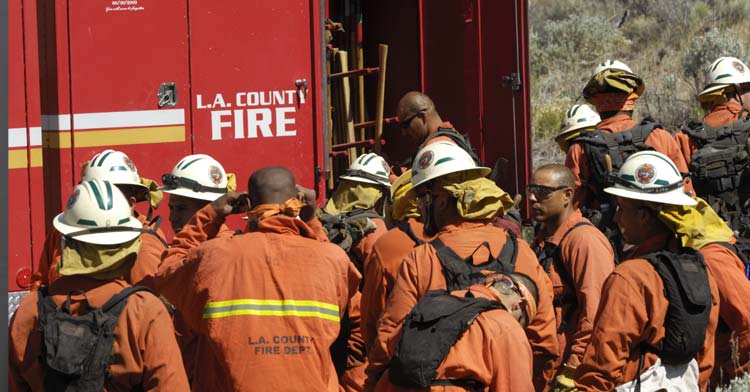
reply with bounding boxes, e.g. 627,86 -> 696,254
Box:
528,164 -> 615,390
155,166 -> 361,392
396,91 -> 480,164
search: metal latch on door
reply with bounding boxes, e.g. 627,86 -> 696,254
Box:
295,79 -> 308,104
157,82 -> 178,107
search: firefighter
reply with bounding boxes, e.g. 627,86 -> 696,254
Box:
161,153 -> 237,237
375,273 -> 539,392
365,141 -> 559,392
360,170 -> 432,352
574,151 -> 719,391
9,179 -> 189,391
31,149 -> 166,290
555,104 -> 600,153
528,164 -> 615,391
154,166 -> 360,392
674,56 -> 750,236
566,60 -> 694,257
396,91 -> 480,164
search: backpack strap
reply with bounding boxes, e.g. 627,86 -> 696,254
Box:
425,128 -> 481,165
715,241 -> 750,279
100,286 -> 158,312
397,221 -> 424,245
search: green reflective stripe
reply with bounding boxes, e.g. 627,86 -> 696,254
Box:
77,218 -> 98,226
179,157 -> 203,170
203,299 -> 340,322
568,105 -> 580,118
104,181 -> 113,210
622,174 -> 636,181
109,166 -> 128,171
88,181 -> 107,210
375,171 -> 387,176
711,59 -> 725,72
117,217 -> 130,224
654,179 -> 669,186
363,154 -> 377,165
96,151 -> 113,167
576,118 -> 587,123
714,73 -> 732,80
434,157 -> 454,166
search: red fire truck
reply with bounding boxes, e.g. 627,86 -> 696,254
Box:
8,0 -> 531,311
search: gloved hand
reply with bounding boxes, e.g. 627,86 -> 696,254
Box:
553,364 -> 579,392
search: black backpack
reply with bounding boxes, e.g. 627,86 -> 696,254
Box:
681,117 -> 750,236
637,249 -> 712,365
421,127 -> 481,166
431,230 -> 518,292
389,289 -> 504,389
319,209 -> 382,253
396,221 -> 425,246
37,285 -> 157,392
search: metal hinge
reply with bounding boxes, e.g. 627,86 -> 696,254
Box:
157,83 -> 178,107
501,72 -> 522,91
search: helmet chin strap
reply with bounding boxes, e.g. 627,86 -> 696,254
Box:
422,200 -> 439,237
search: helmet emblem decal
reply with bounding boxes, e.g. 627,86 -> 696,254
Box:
417,150 -> 434,170
382,160 -> 390,175
733,60 -> 746,75
635,163 -> 656,184
66,188 -> 80,210
209,165 -> 223,185
123,157 -> 136,172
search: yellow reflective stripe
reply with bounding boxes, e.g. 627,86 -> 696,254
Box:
203,298 -> 340,322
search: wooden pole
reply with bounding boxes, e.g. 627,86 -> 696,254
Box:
373,44 -> 388,154
338,50 -> 357,164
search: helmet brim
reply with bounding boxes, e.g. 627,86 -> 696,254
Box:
339,175 -> 391,187
699,83 -> 730,96
160,186 -> 224,201
603,186 -> 697,206
412,166 -> 492,189
53,213 -> 143,245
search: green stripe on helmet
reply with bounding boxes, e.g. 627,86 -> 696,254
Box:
363,154 -> 377,165
96,151 -> 114,167
179,157 -> 203,170
77,218 -> 98,226
104,181 -> 114,210
88,180 -> 107,210
711,59 -> 725,72
654,179 -> 669,186
109,166 -> 128,171
117,217 -> 131,224
568,105 -> 580,118
434,157 -> 455,166
714,73 -> 732,80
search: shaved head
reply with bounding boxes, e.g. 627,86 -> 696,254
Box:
397,91 -> 436,117
535,164 -> 575,188
248,166 -> 297,205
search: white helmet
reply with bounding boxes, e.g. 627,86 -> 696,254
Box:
411,141 -> 491,188
604,151 -> 696,206
591,59 -> 635,76
559,104 -> 601,137
340,153 -> 391,187
161,154 -> 228,201
583,59 -> 644,99
81,149 -> 148,194
699,56 -> 750,96
53,179 -> 143,245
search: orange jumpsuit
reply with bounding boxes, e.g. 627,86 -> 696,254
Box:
154,205 -> 361,392
30,213 -> 168,290
674,101 -> 745,165
374,285 -> 534,392
575,233 -> 719,391
566,113 -> 694,207
361,219 -> 429,351
355,217 -> 388,275
699,242 -> 750,385
366,221 -> 558,392
9,276 -> 189,391
532,210 -> 615,368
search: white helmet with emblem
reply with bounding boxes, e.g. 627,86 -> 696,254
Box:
411,141 -> 491,188
53,179 -> 143,245
559,104 -> 601,137
699,56 -> 750,96
161,154 -> 228,201
604,151 -> 695,206
340,153 -> 392,187
81,149 -> 148,196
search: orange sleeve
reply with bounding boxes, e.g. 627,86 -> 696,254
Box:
347,291 -> 367,366
138,296 -> 191,390
562,228 -> 615,365
696,270 -> 719,391
31,229 -> 63,290
673,131 -> 693,168
8,293 -> 41,391
565,143 -> 591,209
489,316 -> 535,392
702,245 -> 750,333
128,226 -> 167,287
361,247 -> 387,351
364,250 -> 421,391
575,272 -> 650,391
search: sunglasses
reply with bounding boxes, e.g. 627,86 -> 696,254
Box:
525,184 -> 569,200
400,109 -> 426,130
487,274 -> 529,323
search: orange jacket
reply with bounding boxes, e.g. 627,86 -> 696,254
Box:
699,242 -> 750,384
374,285 -> 534,392
361,219 -> 429,352
566,114 -> 694,207
354,217 -> 388,274
575,233 -> 719,391
674,101 -> 745,168
532,210 -> 615,368
8,276 -> 189,391
154,205 -> 361,392
365,222 -> 558,392
30,213 -> 168,290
